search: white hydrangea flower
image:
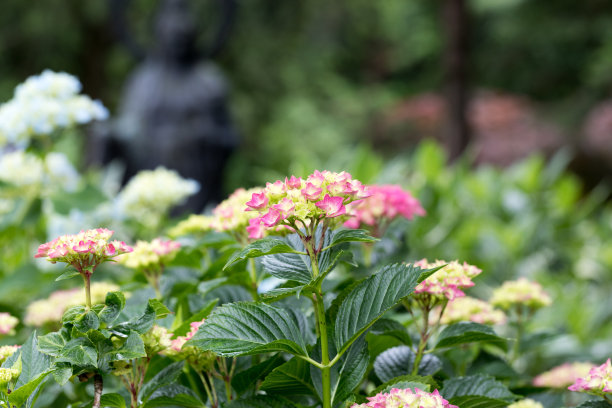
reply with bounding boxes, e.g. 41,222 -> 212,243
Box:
0,150 -> 45,187
44,152 -> 80,192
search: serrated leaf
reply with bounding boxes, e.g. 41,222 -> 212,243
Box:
435,322 -> 507,350
186,302 -> 308,357
442,374 -> 517,401
260,357 -> 317,395
57,337 -> 98,368
112,299 -> 168,335
370,318 -> 413,346
98,291 -> 126,324
55,270 -> 81,281
75,311 -> 100,332
224,238 -> 302,270
143,384 -> 202,407
232,354 -> 284,396
148,299 -> 171,319
38,332 -> 67,357
327,229 -> 378,247
62,305 -> 87,324
335,263 -> 432,354
374,346 -> 442,382
332,335 -> 370,405
447,395 -> 510,408
112,331 -> 146,361
575,402 -> 611,408
99,393 -> 127,408
51,363 -> 73,385
16,331 -> 51,388
261,285 -> 307,303
372,374 -> 439,395
8,370 -> 52,407
140,361 -> 185,402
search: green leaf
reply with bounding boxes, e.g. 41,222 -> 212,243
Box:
224,238 -> 302,270
143,384 -> 202,407
168,247 -> 203,269
99,393 -> 127,408
372,374 -> 439,395
16,331 -> 51,388
332,335 -> 370,405
447,395 -> 510,408
98,291 -> 126,324
370,318 -> 413,346
232,354 -> 284,396
260,357 -> 317,396
62,305 -> 87,324
327,229 -> 378,247
223,396 -> 299,408
334,263 -> 431,354
186,302 -> 308,357
374,346 -> 442,382
442,374 -> 517,401
57,337 -> 98,368
112,299 -> 169,335
140,361 -> 185,402
575,402 -> 611,408
148,299 -> 172,319
435,322 -> 507,350
38,332 -> 68,357
261,285 -> 308,303
260,245 -> 313,284
55,269 -> 80,281
75,311 -> 100,333
171,298 -> 218,337
8,370 -> 52,407
51,363 -> 73,385
111,331 -> 146,361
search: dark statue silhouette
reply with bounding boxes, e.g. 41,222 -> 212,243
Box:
99,0 -> 238,212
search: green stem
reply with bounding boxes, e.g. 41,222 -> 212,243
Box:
83,273 -> 92,310
412,302 -> 431,375
197,371 -> 216,408
248,258 -> 259,301
511,305 -> 524,364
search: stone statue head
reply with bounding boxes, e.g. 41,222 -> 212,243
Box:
154,0 -> 197,64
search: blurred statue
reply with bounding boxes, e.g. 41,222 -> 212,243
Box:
108,0 -> 238,212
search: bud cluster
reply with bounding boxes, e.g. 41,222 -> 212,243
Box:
0,345 -> 20,365
414,259 -> 482,301
351,388 -> 458,408
438,296 -> 506,325
490,278 -> 552,310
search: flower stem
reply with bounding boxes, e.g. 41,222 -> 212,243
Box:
83,273 -> 92,310
92,373 -> 103,408
248,258 -> 259,301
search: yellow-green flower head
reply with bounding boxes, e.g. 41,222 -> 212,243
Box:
0,313 -> 19,336
351,388 -> 458,408
117,167 -> 199,225
507,399 -> 544,408
0,367 -> 20,385
533,362 -> 595,388
119,238 -> 181,270
24,282 -> 120,327
490,278 -> 552,310
414,259 -> 482,300
169,214 -> 214,237
438,296 -> 506,325
568,358 -> 612,397
142,325 -> 173,357
0,345 -> 20,365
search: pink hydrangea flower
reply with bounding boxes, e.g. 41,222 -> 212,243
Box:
345,184 -> 425,234
35,228 -> 132,275
533,362 -> 595,389
351,387 -> 457,408
568,358 -> 612,397
414,259 -> 482,300
0,313 -> 18,336
315,194 -> 346,217
490,278 -> 552,310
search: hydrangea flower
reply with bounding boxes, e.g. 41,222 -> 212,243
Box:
245,170 -> 370,239
0,150 -> 45,187
0,367 -> 20,386
437,296 -> 506,325
118,238 -> 181,297
0,313 -> 19,336
568,358 -> 612,398
533,362 -> 595,389
344,184 -> 425,235
0,70 -> 108,147
507,399 -> 544,408
24,282 -> 120,327
117,167 -> 199,227
350,387 -> 457,408
414,259 -> 482,301
0,345 -> 20,365
142,325 -> 173,357
490,278 -> 551,310
162,320 -> 215,371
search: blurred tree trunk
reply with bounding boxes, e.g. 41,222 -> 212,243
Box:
441,0 -> 470,161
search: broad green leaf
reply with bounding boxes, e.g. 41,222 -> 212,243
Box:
186,302 -> 308,357
168,247 -> 203,269
38,332 -> 67,357
98,291 -> 126,324
327,229 -> 378,247
16,331 -> 51,388
372,374 -> 439,395
575,402 -> 611,408
224,238 -> 302,269
140,361 -> 185,402
447,395 -> 510,408
370,318 -> 413,346
62,305 -> 87,324
112,299 -> 169,335
260,357 -> 317,396
148,299 -> 172,319
224,396 -> 299,408
74,311 -> 100,333
374,346 -> 442,382
8,370 -> 52,407
99,393 -> 127,408
335,263 -> 431,354
261,285 -> 307,303
332,335 -> 370,405
435,322 -> 507,350
112,331 -> 146,361
442,374 -> 517,401
51,363 -> 73,385
143,384 -> 202,407
55,270 -> 80,281
232,354 -> 284,396
57,337 -> 98,368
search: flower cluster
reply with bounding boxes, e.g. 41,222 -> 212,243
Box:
169,187 -> 266,241
142,325 -> 173,357
35,228 -> 132,274
438,296 -> 506,325
414,259 -> 482,300
490,278 -> 551,310
0,345 -> 20,365
568,358 -> 612,397
163,320 -> 215,371
119,238 -> 180,270
0,70 -> 108,148
0,313 -> 19,336
0,367 -> 20,386
117,167 -> 199,226
0,150 -> 80,192
533,362 -> 595,389
24,282 -> 120,327
245,170 -> 370,239
344,184 -> 425,234
351,388 -> 457,408
507,399 -> 544,408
